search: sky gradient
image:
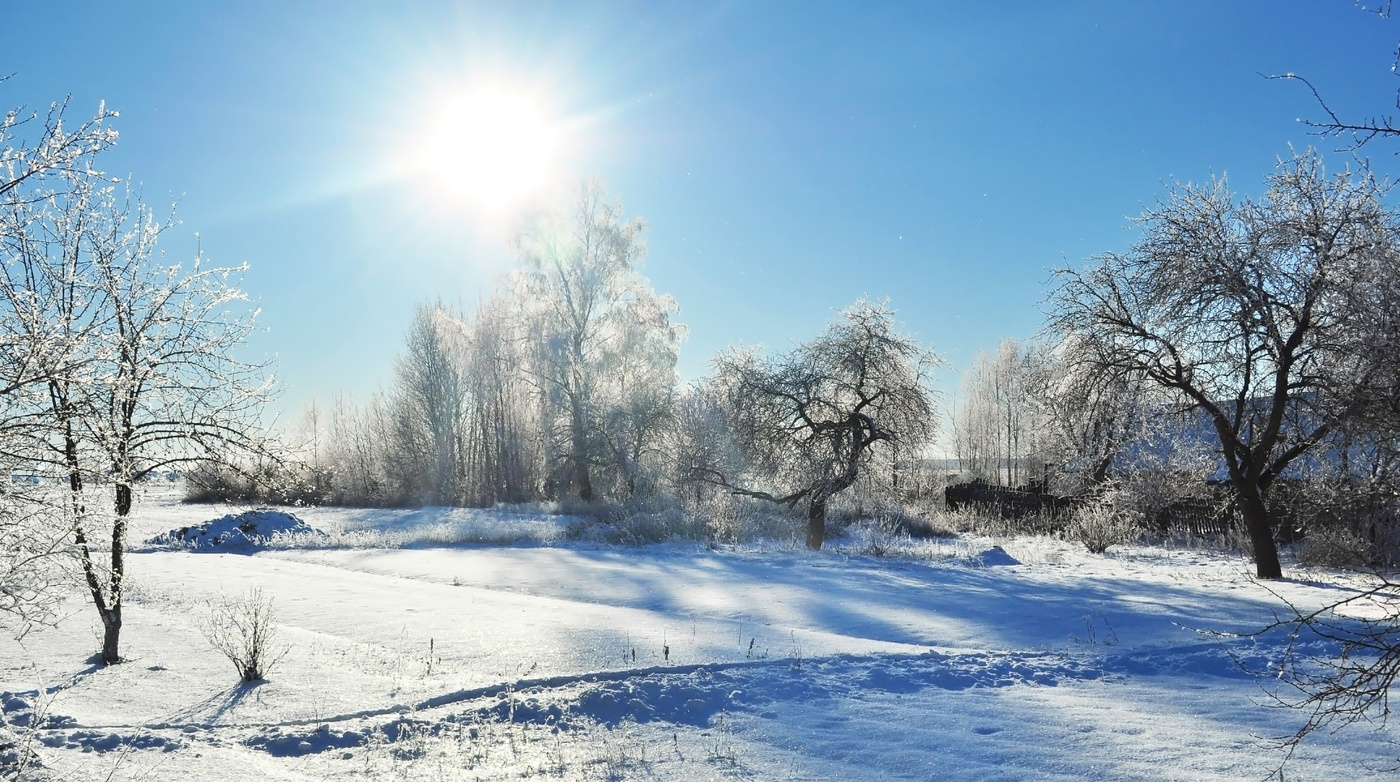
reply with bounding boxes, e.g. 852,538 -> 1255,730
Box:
6,1 -> 1400,421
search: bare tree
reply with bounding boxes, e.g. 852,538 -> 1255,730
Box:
1,89 -> 117,202
0,89 -> 119,639
515,181 -> 683,501
447,294 -> 546,505
953,338 -> 1042,486
1049,150 -> 1400,579
1267,2 -> 1400,151
0,161 -> 272,663
390,302 -> 467,505
704,300 -> 938,549
323,391 -> 392,505
82,189 -> 272,663
1021,336 -> 1154,492
0,168 -> 109,645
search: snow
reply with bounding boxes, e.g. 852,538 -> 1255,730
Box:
2,487 -> 1395,780
145,509 -> 323,552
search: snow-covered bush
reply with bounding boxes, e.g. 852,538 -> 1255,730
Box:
200,588 -> 288,682
1065,495 -> 1139,554
861,515 -> 911,557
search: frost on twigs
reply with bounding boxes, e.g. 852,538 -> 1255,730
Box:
1064,492 -> 1140,555
200,588 -> 289,682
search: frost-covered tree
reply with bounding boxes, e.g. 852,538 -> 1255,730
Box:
0,92 -> 116,635
1049,150 -> 1400,579
0,490 -> 70,638
0,156 -> 271,662
515,181 -> 683,500
390,302 -> 467,505
1019,337 -> 1155,492
448,295 -> 546,505
85,189 -> 271,663
1,89 -> 116,203
705,300 -> 938,549
953,338 -> 1043,486
321,391 -> 393,505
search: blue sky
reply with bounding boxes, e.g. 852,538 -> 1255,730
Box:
5,1 -> 1399,418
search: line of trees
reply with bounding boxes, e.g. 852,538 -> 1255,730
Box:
257,184 -> 941,552
269,150 -> 1400,586
278,182 -> 687,510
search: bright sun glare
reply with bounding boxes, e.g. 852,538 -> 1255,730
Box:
426,90 -> 555,209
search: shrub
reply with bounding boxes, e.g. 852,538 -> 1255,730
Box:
562,501 -> 709,544
200,588 -> 289,682
1297,518 -> 1400,569
1065,496 -> 1140,554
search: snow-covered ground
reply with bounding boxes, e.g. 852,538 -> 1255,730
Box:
2,487 -> 1395,780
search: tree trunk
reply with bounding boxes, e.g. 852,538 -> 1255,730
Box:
806,495 -> 828,550
1236,484 -> 1283,580
115,482 -> 132,516
65,428 -> 125,664
569,395 -> 594,501
100,608 -> 122,665
99,480 -> 131,664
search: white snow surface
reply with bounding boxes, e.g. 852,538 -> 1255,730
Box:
2,487 -> 1395,780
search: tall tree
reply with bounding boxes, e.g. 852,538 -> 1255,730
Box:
1049,150 -> 1400,579
1,166 -> 271,663
0,90 -> 116,638
516,181 -> 682,501
85,189 -> 271,663
447,295 -> 546,505
391,302 -> 467,505
953,338 -> 1041,486
705,300 -> 938,549
1020,337 -> 1152,491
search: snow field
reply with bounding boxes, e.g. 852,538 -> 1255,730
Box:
2,491 -> 1396,780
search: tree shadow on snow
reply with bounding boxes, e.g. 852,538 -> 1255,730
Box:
161,680 -> 266,726
508,547 -> 1315,653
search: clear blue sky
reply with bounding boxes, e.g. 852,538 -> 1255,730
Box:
6,1 -> 1399,419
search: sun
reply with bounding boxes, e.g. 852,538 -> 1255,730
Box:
425,90 -> 556,209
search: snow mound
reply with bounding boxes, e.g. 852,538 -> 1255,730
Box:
964,545 -> 1020,567
147,509 -> 324,552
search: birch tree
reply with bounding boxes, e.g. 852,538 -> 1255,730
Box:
953,339 -> 1041,486
390,302 -> 466,505
516,181 -> 682,501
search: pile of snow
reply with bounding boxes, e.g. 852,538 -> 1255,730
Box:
964,544 -> 1020,567
146,509 -> 323,552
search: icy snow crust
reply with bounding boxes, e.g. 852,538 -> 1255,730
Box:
3,488 -> 1396,780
